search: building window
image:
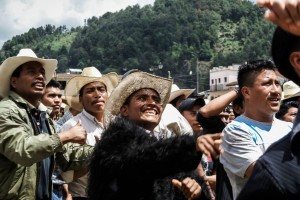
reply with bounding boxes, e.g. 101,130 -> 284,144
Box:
212,79 -> 214,84
218,78 -> 221,83
224,77 -> 227,82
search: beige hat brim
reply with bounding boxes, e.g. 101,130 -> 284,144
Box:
65,72 -> 120,111
104,72 -> 172,127
0,56 -> 57,98
283,91 -> 300,100
169,89 -> 195,103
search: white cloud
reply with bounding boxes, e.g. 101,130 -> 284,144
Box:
0,0 -> 155,48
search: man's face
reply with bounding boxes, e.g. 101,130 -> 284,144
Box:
283,107 -> 298,123
245,69 -> 282,118
120,88 -> 163,131
182,105 -> 202,134
41,86 -> 62,115
79,81 -> 108,116
10,61 -> 46,105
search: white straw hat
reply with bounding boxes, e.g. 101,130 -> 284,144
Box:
65,66 -> 119,111
168,84 -> 195,103
283,81 -> 300,101
0,48 -> 57,97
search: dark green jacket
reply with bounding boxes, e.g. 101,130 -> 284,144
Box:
0,91 -> 93,200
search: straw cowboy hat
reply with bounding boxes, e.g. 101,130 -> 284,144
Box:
104,71 -> 173,127
282,80 -> 300,101
0,48 -> 57,97
168,84 -> 195,103
65,66 -> 119,112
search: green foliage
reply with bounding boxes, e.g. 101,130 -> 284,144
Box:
0,0 -> 275,91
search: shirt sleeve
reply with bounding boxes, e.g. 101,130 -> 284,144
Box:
0,105 -> 63,166
220,122 -> 263,177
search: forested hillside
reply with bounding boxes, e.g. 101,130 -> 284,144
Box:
0,0 -> 275,90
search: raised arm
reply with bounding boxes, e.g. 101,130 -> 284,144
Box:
200,90 -> 238,118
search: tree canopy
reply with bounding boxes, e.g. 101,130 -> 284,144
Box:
0,0 -> 275,90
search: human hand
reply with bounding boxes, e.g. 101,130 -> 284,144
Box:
59,120 -> 87,145
206,175 -> 217,190
196,164 -> 216,200
196,133 -> 223,159
172,177 -> 202,200
257,0 -> 300,36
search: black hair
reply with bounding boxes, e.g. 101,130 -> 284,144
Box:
238,60 -> 276,89
275,101 -> 299,120
271,27 -> 300,86
11,65 -> 23,78
79,82 -> 107,97
232,94 -> 244,117
169,95 -> 184,108
46,79 -> 61,89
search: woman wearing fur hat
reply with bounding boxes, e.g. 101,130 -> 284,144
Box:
88,71 -> 223,200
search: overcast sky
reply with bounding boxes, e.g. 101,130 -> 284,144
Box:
0,0 -> 258,49
0,0 -> 155,48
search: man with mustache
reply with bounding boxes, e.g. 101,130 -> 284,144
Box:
219,60 -> 292,199
234,1 -> 300,199
59,66 -> 119,200
0,48 -> 91,200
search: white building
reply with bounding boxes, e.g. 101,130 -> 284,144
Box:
208,64 -> 239,100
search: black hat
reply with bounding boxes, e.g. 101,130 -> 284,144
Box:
178,98 -> 206,113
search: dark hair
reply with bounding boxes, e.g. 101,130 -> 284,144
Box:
232,94 -> 244,117
232,94 -> 243,108
275,101 -> 299,119
79,82 -> 107,97
46,79 -> 61,89
11,65 -> 23,78
272,27 -> 300,86
170,95 -> 184,108
238,60 -> 276,88
197,113 -> 226,134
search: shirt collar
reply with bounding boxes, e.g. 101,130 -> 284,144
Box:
9,91 -> 47,111
82,109 -> 104,127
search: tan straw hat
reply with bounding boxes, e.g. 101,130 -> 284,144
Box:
65,66 -> 119,111
168,84 -> 195,103
0,48 -> 57,97
282,80 -> 300,100
104,71 -> 172,127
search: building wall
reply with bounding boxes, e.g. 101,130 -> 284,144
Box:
208,64 -> 239,101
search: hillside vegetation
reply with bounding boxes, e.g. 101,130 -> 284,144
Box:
0,0 -> 275,90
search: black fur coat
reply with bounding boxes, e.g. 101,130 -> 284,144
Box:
88,117 -> 203,200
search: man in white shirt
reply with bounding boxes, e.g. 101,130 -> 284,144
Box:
60,66 -> 119,200
220,60 -> 292,199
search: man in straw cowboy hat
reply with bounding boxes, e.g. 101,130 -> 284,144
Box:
88,70 -> 223,200
59,66 -> 119,200
236,1 -> 300,199
169,83 -> 195,109
0,48 -> 93,200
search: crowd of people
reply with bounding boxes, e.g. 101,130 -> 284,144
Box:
0,0 -> 300,199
